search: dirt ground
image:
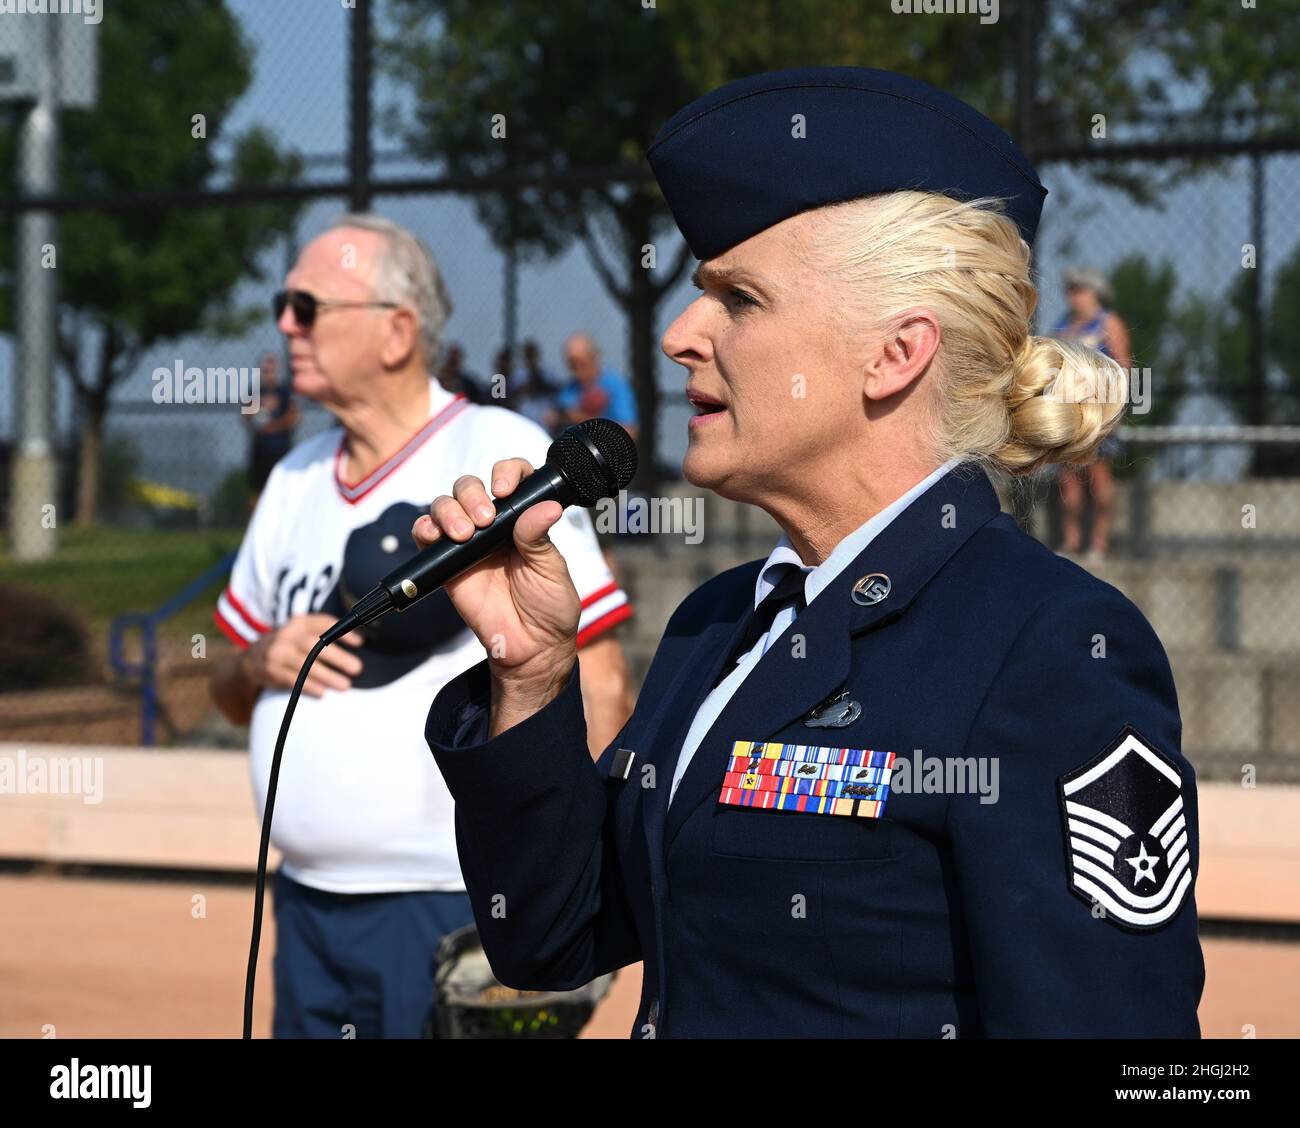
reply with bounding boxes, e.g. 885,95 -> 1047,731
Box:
0,872 -> 637,1039
0,872 -> 1293,1039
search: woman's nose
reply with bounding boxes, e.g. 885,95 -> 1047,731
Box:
661,298 -> 713,365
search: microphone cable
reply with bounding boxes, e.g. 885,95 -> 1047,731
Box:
242,635 -> 328,1039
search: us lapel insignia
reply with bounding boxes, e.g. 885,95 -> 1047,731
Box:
720,740 -> 896,818
851,573 -> 891,606
804,687 -> 862,729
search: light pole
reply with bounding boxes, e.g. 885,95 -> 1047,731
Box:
8,16 -> 60,560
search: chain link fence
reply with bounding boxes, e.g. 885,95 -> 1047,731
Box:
0,1 -> 1296,789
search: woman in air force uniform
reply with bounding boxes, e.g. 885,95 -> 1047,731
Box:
415,67 -> 1205,1038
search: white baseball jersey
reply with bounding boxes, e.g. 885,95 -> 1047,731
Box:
215,379 -> 632,893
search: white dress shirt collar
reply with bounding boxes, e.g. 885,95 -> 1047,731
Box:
753,458 -> 962,611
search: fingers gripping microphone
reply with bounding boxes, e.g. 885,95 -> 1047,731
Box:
319,418 -> 638,648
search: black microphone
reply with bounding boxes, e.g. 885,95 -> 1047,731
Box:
319,418 -> 637,647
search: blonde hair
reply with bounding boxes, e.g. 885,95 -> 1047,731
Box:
806,192 -> 1126,475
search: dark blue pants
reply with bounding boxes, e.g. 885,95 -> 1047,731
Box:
272,870 -> 476,1039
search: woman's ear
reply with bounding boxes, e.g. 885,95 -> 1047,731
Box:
863,308 -> 941,401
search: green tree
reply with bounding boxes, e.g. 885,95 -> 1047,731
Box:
1108,256 -> 1181,427
1260,248 -> 1300,474
1215,249 -> 1300,475
381,0 -> 984,482
0,0 -> 304,525
382,0 -> 1300,482
1213,272 -> 1256,427
1140,250 -> 1300,477
1267,245 -> 1300,427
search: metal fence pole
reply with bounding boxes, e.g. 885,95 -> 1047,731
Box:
1248,152 -> 1266,428
8,16 -> 60,561
347,0 -> 373,213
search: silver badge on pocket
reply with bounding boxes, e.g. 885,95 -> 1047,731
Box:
804,688 -> 862,729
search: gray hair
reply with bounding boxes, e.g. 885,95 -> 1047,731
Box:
1063,265 -> 1112,306
329,213 -> 454,364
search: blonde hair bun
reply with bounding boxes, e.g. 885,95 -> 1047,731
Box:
996,336 -> 1127,474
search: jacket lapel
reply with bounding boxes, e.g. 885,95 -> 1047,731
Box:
661,463 -> 1004,849
637,565 -> 761,872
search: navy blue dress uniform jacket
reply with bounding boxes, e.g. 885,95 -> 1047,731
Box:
424,464 -> 1205,1038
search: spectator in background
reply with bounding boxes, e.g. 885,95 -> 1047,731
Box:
435,342 -> 487,404
520,338 -> 563,389
209,213 -> 634,1039
245,352 -> 299,507
508,339 -> 560,433
548,332 -> 639,441
1053,267 -> 1132,560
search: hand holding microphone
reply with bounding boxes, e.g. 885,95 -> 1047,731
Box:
318,418 -> 638,734
412,458 -> 583,729
410,419 -> 637,733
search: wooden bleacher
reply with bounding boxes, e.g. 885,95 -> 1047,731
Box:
0,742 -> 1293,923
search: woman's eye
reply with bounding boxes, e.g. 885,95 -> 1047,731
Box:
691,277 -> 759,311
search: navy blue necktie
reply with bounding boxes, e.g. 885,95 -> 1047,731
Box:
715,564 -> 808,687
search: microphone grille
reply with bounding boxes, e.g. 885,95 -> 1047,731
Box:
548,419 -> 638,507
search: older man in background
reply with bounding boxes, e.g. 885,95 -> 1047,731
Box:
209,214 -> 635,1038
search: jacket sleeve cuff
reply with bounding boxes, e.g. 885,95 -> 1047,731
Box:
424,657 -> 494,750
424,655 -> 586,801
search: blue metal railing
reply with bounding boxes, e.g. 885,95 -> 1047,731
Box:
108,552 -> 236,746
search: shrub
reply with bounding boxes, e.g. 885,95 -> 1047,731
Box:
0,586 -> 96,691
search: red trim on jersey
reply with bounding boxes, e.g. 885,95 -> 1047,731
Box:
579,579 -> 620,609
335,393 -> 469,505
214,608 -> 252,650
576,601 -> 633,648
223,586 -> 270,633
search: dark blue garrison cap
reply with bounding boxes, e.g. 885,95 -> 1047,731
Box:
647,67 -> 1047,259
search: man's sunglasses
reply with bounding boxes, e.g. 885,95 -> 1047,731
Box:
273,289 -> 399,328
